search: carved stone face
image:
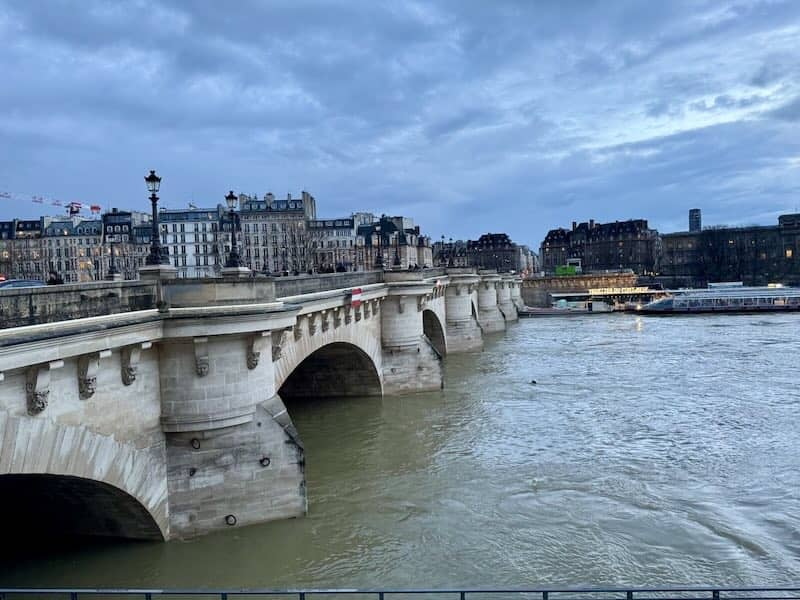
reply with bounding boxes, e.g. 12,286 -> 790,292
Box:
196,359 -> 210,377
247,351 -> 261,370
122,365 -> 137,386
27,391 -> 48,415
79,376 -> 97,400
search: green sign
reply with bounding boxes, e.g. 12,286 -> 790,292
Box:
555,265 -> 577,276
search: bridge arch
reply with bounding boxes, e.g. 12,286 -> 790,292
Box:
279,342 -> 383,399
274,319 -> 384,395
422,308 -> 447,356
0,473 -> 164,540
0,415 -> 168,540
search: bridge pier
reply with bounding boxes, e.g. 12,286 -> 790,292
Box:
497,276 -> 518,322
510,278 -> 524,310
380,272 -> 443,394
476,270 -> 506,332
443,269 -> 483,352
156,308 -> 305,539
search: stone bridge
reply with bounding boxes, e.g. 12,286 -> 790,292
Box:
0,268 -> 522,541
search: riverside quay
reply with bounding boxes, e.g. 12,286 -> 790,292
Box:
0,268 -> 522,540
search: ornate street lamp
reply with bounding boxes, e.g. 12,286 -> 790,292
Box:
224,190 -> 241,268
145,170 -> 168,265
108,237 -> 119,276
374,227 -> 383,270
448,237 -> 455,267
393,233 -> 401,267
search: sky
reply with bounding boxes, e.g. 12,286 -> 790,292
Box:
1,0 -> 799,249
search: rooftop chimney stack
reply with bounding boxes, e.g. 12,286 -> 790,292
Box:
689,208 -> 702,232
572,221 -> 577,231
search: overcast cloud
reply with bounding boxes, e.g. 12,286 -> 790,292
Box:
1,0 -> 799,248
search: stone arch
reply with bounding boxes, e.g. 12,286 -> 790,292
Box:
279,342 -> 383,400
0,415 -> 168,540
274,316 -> 384,393
422,308 -> 447,356
0,473 -> 163,540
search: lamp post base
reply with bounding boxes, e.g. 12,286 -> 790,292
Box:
105,273 -> 123,282
139,264 -> 178,281
221,265 -> 252,279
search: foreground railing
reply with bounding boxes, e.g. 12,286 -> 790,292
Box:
1,587 -> 799,600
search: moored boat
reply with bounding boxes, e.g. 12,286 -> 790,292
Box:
519,299 -> 614,317
639,285 -> 800,314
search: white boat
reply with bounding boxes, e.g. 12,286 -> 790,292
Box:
639,285 -> 800,314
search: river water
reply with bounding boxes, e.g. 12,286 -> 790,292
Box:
2,314 -> 799,587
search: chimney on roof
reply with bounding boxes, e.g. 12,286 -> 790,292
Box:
589,219 -> 595,229
572,221 -> 577,231
287,193 -> 292,200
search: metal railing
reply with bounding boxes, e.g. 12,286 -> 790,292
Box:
1,587 -> 799,600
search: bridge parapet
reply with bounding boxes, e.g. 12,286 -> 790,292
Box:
0,280 -> 157,329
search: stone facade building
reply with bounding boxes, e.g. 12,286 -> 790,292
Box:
308,212 -> 376,272
433,239 -> 469,268
467,233 -> 532,273
540,219 -> 660,275
237,192 -> 317,274
358,216 -> 432,270
158,207 -> 224,278
660,213 -> 800,286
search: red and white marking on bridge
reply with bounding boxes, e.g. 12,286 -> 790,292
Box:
350,287 -> 362,308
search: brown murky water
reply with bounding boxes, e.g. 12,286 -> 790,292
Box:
2,314 -> 799,587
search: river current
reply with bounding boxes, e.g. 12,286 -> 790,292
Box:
2,314 -> 799,587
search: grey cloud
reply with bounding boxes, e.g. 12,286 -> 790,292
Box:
2,0 -> 800,249
770,96 -> 800,121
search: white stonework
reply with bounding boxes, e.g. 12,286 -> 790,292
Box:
0,268 -> 516,540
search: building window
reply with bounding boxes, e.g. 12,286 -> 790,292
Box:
787,248 -> 794,259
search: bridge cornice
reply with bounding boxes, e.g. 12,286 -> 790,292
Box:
0,303 -> 302,374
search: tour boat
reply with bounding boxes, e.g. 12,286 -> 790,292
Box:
639,285 -> 800,314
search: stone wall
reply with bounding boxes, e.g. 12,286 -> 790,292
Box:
275,271 -> 384,297
0,281 -> 157,328
521,272 -> 639,307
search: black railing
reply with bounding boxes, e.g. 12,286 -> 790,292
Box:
0,588 -> 799,600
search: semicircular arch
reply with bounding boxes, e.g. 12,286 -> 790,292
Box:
274,320 -> 384,394
0,415 -> 168,540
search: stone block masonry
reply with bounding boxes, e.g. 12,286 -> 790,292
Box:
0,269 -> 523,540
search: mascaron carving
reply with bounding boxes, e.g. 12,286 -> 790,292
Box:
121,342 -> 151,386
77,352 -> 108,400
194,337 -> 209,377
271,329 -> 288,362
26,361 -> 63,416
246,331 -> 270,369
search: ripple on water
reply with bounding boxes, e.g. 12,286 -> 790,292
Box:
2,314 -> 800,587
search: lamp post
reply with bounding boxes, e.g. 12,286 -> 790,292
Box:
374,227 -> 383,270
224,191 -> 241,268
144,170 -> 168,265
448,237 -> 455,268
108,236 -> 119,276
393,233 -> 401,268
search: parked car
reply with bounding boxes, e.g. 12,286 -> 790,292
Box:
0,279 -> 47,289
